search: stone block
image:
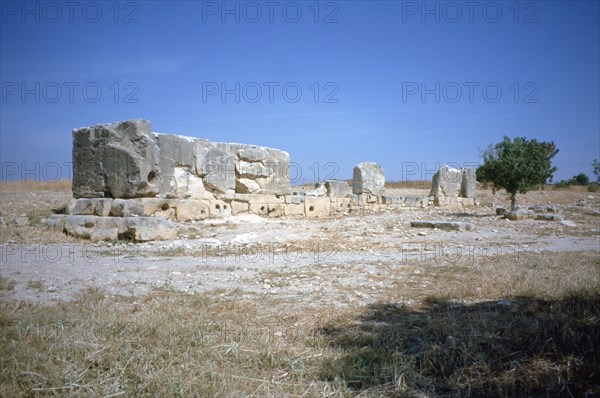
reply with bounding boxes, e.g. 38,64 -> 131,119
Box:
324,180 -> 349,197
171,199 -> 210,221
410,220 -> 475,231
430,165 -> 462,197
284,203 -> 305,216
352,162 -> 385,195
460,167 -> 476,198
230,201 -> 249,215
67,198 -> 113,216
267,203 -> 285,217
72,120 -> 161,198
305,197 -> 330,218
207,200 -> 232,218
119,217 -> 177,241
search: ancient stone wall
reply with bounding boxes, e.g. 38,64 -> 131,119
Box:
72,119 -> 291,199
429,165 -> 476,207
44,120 -> 478,241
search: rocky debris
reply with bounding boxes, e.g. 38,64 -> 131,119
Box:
12,216 -> 29,227
410,220 -> 475,231
302,184 -> 327,197
496,207 -> 507,215
353,162 -> 385,195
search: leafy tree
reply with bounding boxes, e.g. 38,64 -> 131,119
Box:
476,136 -> 558,212
571,173 -> 589,186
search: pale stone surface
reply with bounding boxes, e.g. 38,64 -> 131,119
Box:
236,178 -> 261,194
230,201 -> 249,215
410,220 -> 475,231
430,165 -> 462,197
352,162 -> 385,195
324,180 -> 349,197
303,184 -> 327,197
72,120 -> 161,198
73,119 -> 291,200
67,198 -> 113,216
460,167 -> 476,198
305,197 -> 330,218
284,203 -> 305,216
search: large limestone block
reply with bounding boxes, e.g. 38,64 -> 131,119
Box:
152,133 -> 195,197
430,165 -> 462,197
352,162 -> 385,195
236,178 -> 261,194
72,120 -> 161,198
230,201 -> 249,215
120,217 -> 177,241
67,198 -> 113,216
305,197 -> 330,218
200,147 -> 236,194
284,203 -> 305,216
172,167 -> 206,199
207,200 -> 232,218
410,220 -> 475,231
325,180 -> 349,197
170,199 -> 210,221
460,167 -> 476,198
233,194 -> 283,204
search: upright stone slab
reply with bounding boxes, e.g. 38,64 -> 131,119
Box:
352,162 -> 385,195
460,167 -> 476,198
72,120 -> 161,198
430,165 -> 462,197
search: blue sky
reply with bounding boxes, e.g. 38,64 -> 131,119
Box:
1,0 -> 599,184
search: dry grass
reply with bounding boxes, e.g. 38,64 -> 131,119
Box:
0,181 -> 76,244
0,180 -> 72,193
2,252 -> 599,397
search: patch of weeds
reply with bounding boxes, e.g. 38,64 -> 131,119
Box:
0,276 -> 16,291
26,280 -> 45,291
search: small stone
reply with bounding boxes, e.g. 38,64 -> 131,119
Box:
560,220 -> 577,227
12,216 -> 29,227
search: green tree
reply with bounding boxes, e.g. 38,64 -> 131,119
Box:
571,173 -> 589,186
476,136 -> 559,212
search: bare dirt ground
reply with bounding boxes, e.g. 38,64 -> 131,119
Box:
1,182 -> 598,305
1,182 -> 599,397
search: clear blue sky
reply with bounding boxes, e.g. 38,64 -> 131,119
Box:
1,0 -> 599,184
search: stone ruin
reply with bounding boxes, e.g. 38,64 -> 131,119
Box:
44,119 -> 477,241
429,165 -> 476,207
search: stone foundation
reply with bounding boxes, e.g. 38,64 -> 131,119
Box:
49,119 -> 479,241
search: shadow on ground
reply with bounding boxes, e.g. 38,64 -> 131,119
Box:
319,294 -> 600,397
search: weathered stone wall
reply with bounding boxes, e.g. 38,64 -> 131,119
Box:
429,165 -> 476,207
73,119 -> 291,199
55,120 -> 478,241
